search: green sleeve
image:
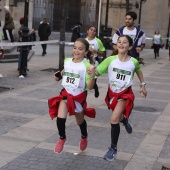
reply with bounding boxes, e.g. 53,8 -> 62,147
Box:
132,58 -> 142,73
152,36 -> 154,43
96,38 -> 106,52
160,35 -> 162,44
97,55 -> 117,75
64,58 -> 71,62
83,60 -> 91,85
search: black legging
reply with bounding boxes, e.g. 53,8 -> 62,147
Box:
153,44 -> 160,58
3,27 -> 14,42
41,44 -> 47,53
111,123 -> 120,149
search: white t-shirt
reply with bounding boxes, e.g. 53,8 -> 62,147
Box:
62,58 -> 90,96
97,55 -> 141,93
112,27 -> 137,45
122,27 -> 137,43
86,37 -> 99,58
153,34 -> 161,44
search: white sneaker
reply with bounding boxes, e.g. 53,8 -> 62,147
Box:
19,75 -> 25,78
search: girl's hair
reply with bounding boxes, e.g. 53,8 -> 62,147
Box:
86,52 -> 94,65
75,38 -> 94,64
20,17 -> 24,25
112,35 -> 133,56
155,30 -> 160,34
87,26 -> 98,33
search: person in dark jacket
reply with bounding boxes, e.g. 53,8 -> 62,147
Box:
38,18 -> 51,56
71,23 -> 82,42
3,6 -> 14,42
17,17 -> 36,71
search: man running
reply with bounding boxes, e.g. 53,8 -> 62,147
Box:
112,11 -> 146,64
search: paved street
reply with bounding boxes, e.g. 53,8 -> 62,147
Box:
0,44 -> 170,170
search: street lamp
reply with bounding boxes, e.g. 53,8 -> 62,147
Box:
137,0 -> 146,28
19,0 -> 30,77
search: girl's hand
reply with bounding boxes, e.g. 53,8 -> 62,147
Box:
54,70 -> 64,81
87,65 -> 96,77
90,48 -> 98,54
136,47 -> 142,53
140,86 -> 147,98
54,76 -> 59,82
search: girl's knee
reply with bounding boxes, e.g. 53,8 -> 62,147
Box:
110,113 -> 123,124
110,117 -> 119,124
75,112 -> 84,125
76,119 -> 84,125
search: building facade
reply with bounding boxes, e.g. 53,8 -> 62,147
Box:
0,0 -> 169,47
101,0 -> 170,47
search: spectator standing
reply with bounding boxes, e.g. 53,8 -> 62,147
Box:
17,17 -> 24,71
38,18 -> 51,56
3,6 -> 14,42
17,17 -> 36,71
112,11 -> 146,64
71,23 -> 82,42
152,30 -> 162,58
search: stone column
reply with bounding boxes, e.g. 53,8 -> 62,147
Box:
6,0 -> 9,6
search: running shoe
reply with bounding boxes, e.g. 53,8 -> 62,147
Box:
124,123 -> 133,134
103,147 -> 117,161
54,138 -> 66,153
79,136 -> 88,151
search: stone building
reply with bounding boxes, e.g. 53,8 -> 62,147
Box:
0,0 -> 169,47
101,0 -> 170,47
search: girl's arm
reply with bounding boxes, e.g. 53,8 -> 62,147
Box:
136,71 -> 147,98
90,49 -> 105,57
87,66 -> 96,90
87,65 -> 100,77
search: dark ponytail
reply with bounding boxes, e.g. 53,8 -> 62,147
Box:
86,51 -> 94,65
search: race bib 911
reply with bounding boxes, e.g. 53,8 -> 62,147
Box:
110,68 -> 132,87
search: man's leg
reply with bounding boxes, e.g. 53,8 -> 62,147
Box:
41,44 -> 45,56
44,44 -> 47,54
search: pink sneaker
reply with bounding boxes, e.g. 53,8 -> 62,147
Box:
79,136 -> 88,151
54,138 -> 66,153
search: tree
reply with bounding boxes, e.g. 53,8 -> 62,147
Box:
95,0 -> 100,27
59,0 -> 69,71
126,0 -> 130,13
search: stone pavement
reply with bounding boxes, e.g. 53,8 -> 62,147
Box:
0,44 -> 170,170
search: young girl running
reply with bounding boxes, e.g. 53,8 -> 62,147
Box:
85,26 -> 106,98
88,35 -> 147,161
48,38 -> 96,153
